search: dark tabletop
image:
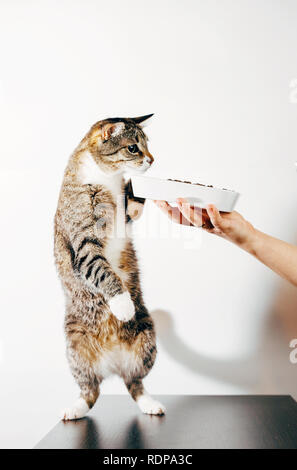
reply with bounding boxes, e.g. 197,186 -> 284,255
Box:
35,395 -> 297,449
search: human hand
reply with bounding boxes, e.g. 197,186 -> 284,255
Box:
154,198 -> 256,251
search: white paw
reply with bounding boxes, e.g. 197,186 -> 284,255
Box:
137,394 -> 166,415
108,291 -> 135,322
60,397 -> 89,421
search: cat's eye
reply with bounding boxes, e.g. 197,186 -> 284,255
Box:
127,144 -> 139,154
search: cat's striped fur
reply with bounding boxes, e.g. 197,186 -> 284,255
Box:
54,115 -> 165,419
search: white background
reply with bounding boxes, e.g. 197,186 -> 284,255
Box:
1,0 -> 297,448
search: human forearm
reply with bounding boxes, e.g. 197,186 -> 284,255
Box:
206,206 -> 297,287
245,229 -> 297,287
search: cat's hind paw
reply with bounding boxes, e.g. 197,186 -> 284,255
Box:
109,291 -> 135,322
137,395 -> 166,415
60,398 -> 89,421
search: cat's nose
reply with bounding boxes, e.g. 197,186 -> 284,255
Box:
145,153 -> 154,165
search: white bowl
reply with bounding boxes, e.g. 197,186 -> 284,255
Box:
131,175 -> 240,212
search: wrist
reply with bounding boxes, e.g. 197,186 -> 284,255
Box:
241,227 -> 263,256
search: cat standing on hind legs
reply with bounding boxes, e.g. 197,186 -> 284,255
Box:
54,114 -> 165,420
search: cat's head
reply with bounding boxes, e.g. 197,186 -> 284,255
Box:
85,114 -> 154,174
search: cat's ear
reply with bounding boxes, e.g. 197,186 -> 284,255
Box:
131,113 -> 154,127
101,122 -> 125,141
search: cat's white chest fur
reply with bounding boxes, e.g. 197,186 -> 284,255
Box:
79,151 -> 128,283
104,236 -> 128,283
79,151 -> 123,197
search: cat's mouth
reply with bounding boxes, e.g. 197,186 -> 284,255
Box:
140,160 -> 152,172
126,159 -> 152,175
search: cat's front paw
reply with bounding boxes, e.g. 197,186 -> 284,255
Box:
108,291 -> 135,322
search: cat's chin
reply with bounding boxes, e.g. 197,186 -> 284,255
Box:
125,164 -> 151,176
124,154 -> 152,175
126,170 -> 148,177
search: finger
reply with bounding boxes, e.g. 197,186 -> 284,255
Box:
176,199 -> 195,225
154,200 -> 172,216
206,204 -> 224,229
154,200 -> 183,224
201,209 -> 211,223
176,198 -> 203,227
154,200 -> 167,207
201,213 -> 214,230
154,200 -> 171,212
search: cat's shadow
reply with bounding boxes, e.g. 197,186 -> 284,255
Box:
150,307 -> 297,393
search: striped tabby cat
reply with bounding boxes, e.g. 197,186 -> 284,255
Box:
54,114 -> 165,420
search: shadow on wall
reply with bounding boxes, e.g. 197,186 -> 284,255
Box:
151,279 -> 297,398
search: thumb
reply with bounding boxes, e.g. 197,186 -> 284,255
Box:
206,204 -> 224,229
